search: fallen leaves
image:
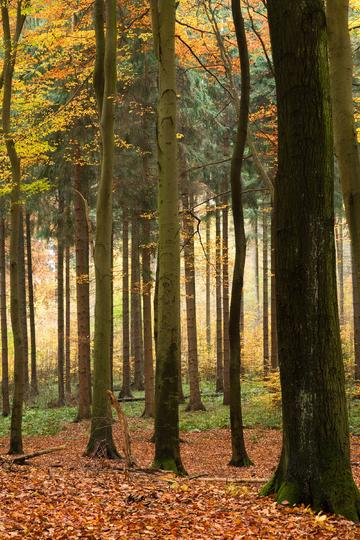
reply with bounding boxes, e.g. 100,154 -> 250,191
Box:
0,423 -> 359,539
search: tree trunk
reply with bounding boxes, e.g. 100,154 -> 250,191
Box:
26,211 -> 37,396
110,226 -> 114,391
2,4 -> 27,455
18,208 -> 29,399
131,216 -> 144,391
183,194 -> 205,412
85,0 -> 119,458
0,217 -> 9,417
270,202 -> 278,370
65,244 -> 71,396
206,205 -> 211,360
57,187 -> 65,406
121,211 -> 132,398
222,192 -> 230,405
352,250 -> 360,380
254,211 -> 260,322
215,207 -> 223,392
262,206 -> 269,374
74,162 -> 91,420
151,0 -> 185,473
228,0 -> 252,467
335,219 -> 345,325
327,0 -> 360,365
142,219 -> 154,417
263,0 -> 360,519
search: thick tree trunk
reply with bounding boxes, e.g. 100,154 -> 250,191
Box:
26,212 -> 38,396
222,192 -> 230,405
206,205 -> 211,361
131,216 -> 144,391
65,244 -> 71,396
262,207 -> 269,374
57,187 -> 65,406
263,0 -> 360,519
228,0 -> 252,467
74,162 -> 91,420
270,203 -> 278,370
142,219 -> 154,417
86,0 -> 119,458
151,0 -> 185,473
183,194 -> 205,412
215,207 -> 223,392
18,208 -> 29,398
327,0 -> 360,365
121,211 -> 132,398
0,217 -> 9,416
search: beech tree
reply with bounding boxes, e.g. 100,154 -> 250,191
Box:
85,0 -> 119,458
151,0 -> 185,473
262,0 -> 360,520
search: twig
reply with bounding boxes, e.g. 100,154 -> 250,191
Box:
2,446 -> 66,465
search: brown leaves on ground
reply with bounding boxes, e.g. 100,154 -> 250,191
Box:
0,424 -> 359,539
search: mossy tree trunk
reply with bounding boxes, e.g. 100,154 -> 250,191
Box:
151,0 -> 185,474
85,0 -> 119,458
74,162 -> 91,420
0,216 -> 9,417
26,211 -> 38,397
228,0 -> 252,467
263,0 -> 360,520
2,1 -> 27,455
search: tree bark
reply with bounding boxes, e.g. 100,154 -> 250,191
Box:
26,211 -> 37,396
262,206 -> 269,374
352,250 -> 360,380
183,194 -> 205,412
121,211 -> 132,398
206,205 -> 211,361
228,0 -> 252,467
3,2 -> 27,455
254,211 -> 260,322
131,215 -> 144,391
335,219 -> 345,325
270,203 -> 278,370
65,244 -> 71,396
110,226 -> 114,392
151,0 -> 185,473
142,219 -> 154,417
85,0 -> 119,458
74,162 -> 91,420
263,0 -> 360,519
327,0 -> 360,365
215,207 -> 223,392
18,208 -> 29,398
57,186 -> 65,406
222,191 -> 230,405
0,217 -> 9,416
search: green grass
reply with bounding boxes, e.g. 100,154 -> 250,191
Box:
2,378 -> 360,440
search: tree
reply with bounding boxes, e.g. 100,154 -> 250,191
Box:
228,0 -> 252,468
2,0 -> 28,455
121,210 -> 132,398
262,0 -> 360,520
25,211 -> 38,396
151,0 -> 185,474
85,0 -> 119,458
142,218 -> 154,418
0,215 -> 9,416
57,185 -> 65,406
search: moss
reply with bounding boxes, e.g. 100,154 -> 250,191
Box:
152,457 -> 187,476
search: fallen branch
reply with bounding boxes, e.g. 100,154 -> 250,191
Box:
108,390 -> 136,470
1,446 -> 65,466
193,476 -> 266,484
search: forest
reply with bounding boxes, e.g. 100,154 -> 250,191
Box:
0,0 -> 359,538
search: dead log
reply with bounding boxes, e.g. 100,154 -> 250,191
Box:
1,446 -> 65,466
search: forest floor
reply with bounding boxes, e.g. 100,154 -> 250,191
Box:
0,419 -> 360,539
